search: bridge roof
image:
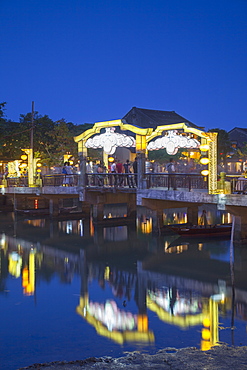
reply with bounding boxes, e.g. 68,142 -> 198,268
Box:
123,107 -> 204,130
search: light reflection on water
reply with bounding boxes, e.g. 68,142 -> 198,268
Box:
0,210 -> 246,370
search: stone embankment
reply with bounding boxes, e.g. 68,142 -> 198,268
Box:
19,345 -> 247,370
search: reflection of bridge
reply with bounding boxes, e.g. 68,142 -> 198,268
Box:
2,230 -> 247,349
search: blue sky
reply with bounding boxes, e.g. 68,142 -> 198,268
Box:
1,0 -> 246,131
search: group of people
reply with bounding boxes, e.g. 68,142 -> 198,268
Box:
60,156 -> 201,190
86,158 -> 138,188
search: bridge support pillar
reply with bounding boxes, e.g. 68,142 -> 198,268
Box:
49,198 -> 60,216
226,206 -> 247,243
187,206 -> 199,225
49,220 -> 59,238
152,209 -> 164,233
92,204 -> 104,222
127,202 -> 136,219
136,262 -> 147,315
232,215 -> 247,243
13,196 -> 18,212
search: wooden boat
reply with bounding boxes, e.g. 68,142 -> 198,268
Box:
169,224 -> 232,237
16,208 -> 50,216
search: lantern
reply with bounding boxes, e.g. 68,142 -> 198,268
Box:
200,158 -> 210,165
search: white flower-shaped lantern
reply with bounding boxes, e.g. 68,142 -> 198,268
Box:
147,130 -> 200,155
85,127 -> 136,155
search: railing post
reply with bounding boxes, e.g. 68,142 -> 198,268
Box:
188,175 -> 191,191
137,153 -> 146,189
79,155 -> 86,188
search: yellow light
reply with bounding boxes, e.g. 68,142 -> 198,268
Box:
104,266 -> 110,281
203,318 -> 210,327
36,163 -> 42,167
200,158 -> 210,165
201,170 -> 209,176
21,154 -> 28,160
37,169 -> 41,173
136,134 -> 146,152
137,314 -> 148,332
200,144 -> 210,152
201,340 -> 212,351
202,328 -> 211,340
69,160 -> 73,165
108,156 -> 114,162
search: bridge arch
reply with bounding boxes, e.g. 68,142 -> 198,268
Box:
74,119 -> 217,194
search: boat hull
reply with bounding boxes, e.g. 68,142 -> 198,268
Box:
170,224 -> 232,237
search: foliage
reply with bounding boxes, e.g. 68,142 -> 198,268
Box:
0,102 -> 7,120
0,105 -> 91,166
44,119 -> 78,166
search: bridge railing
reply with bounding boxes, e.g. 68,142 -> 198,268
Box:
42,174 -> 79,187
225,175 -> 247,194
85,173 -> 207,191
5,176 -> 29,187
3,173 -> 246,193
145,173 -> 208,191
85,173 -> 137,188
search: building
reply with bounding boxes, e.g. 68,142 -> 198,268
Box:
228,127 -> 247,174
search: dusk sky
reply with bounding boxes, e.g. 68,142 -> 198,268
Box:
1,0 -> 246,132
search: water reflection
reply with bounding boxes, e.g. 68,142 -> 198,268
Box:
0,210 -> 246,369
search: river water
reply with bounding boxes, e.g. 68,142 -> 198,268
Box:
0,209 -> 247,370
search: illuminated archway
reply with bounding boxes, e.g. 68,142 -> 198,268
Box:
74,119 -> 218,194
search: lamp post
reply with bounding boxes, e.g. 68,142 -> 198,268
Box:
21,149 -> 34,187
28,101 -> 35,187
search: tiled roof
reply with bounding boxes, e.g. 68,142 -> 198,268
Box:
122,107 -> 204,130
228,127 -> 247,134
228,127 -> 247,147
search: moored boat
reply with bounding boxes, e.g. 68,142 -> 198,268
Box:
170,224 -> 232,237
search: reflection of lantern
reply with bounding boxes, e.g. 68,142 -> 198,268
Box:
203,318 -> 210,327
21,154 -> 27,160
200,157 -> 210,165
200,144 -> 209,152
108,156 -> 114,162
202,328 -> 211,340
201,170 -> 209,176
37,169 -> 41,173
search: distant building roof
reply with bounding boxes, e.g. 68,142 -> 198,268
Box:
228,127 -> 247,147
122,107 -> 204,130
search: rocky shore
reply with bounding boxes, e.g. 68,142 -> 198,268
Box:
19,345 -> 247,370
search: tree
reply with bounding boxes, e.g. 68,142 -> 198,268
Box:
0,104 -> 93,166
0,102 -> 7,121
0,103 -> 24,159
44,119 -> 78,166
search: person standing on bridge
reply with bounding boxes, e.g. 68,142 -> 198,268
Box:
166,158 -> 177,190
132,157 -> 138,187
116,159 -> 123,187
123,159 -> 135,188
65,161 -> 73,186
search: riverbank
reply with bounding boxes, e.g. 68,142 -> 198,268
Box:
19,345 -> 247,369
